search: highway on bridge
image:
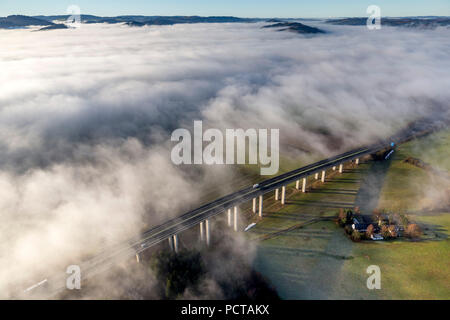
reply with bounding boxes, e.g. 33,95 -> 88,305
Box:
23,119 -> 439,298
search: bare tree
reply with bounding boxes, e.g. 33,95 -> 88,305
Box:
366,224 -> 374,239
338,208 -> 346,226
381,225 -> 390,239
388,225 -> 397,238
405,224 -> 422,239
351,230 -> 361,242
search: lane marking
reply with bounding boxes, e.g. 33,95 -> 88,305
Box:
24,279 -> 48,293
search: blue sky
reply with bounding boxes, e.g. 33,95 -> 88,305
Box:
1,0 -> 449,18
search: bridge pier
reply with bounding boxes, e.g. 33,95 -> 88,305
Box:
355,158 -> 360,165
295,180 -> 300,190
234,206 -> 238,231
302,178 -> 307,193
281,186 -> 286,205
200,221 -> 204,241
252,198 -> 256,213
321,170 -> 326,183
275,188 -> 279,201
339,164 -> 343,173
136,253 -> 141,263
169,235 -> 179,253
168,236 -> 173,250
258,195 -> 263,217
205,219 -> 210,246
227,209 -> 232,227
315,172 -> 319,180
333,166 -> 336,171
173,234 -> 179,253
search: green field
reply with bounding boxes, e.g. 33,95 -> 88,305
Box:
250,129 -> 450,299
400,129 -> 450,172
341,129 -> 450,299
249,162 -> 366,299
336,214 -> 450,299
378,128 -> 450,212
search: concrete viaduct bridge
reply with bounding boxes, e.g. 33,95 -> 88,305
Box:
167,155 -> 356,253
24,118 -> 439,297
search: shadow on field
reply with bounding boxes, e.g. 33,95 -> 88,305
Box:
252,158 -> 403,299
287,199 -> 357,208
326,178 -> 363,184
417,222 -> 449,241
354,158 -> 394,213
307,189 -> 358,195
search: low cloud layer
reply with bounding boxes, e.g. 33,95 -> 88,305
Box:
0,22 -> 449,298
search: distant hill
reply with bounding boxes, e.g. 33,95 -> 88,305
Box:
263,22 -> 326,34
326,17 -> 450,28
0,15 -> 54,29
124,21 -> 145,27
33,14 -> 104,22
32,15 -> 260,26
266,19 -> 284,23
0,14 -> 263,29
37,24 -> 68,31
